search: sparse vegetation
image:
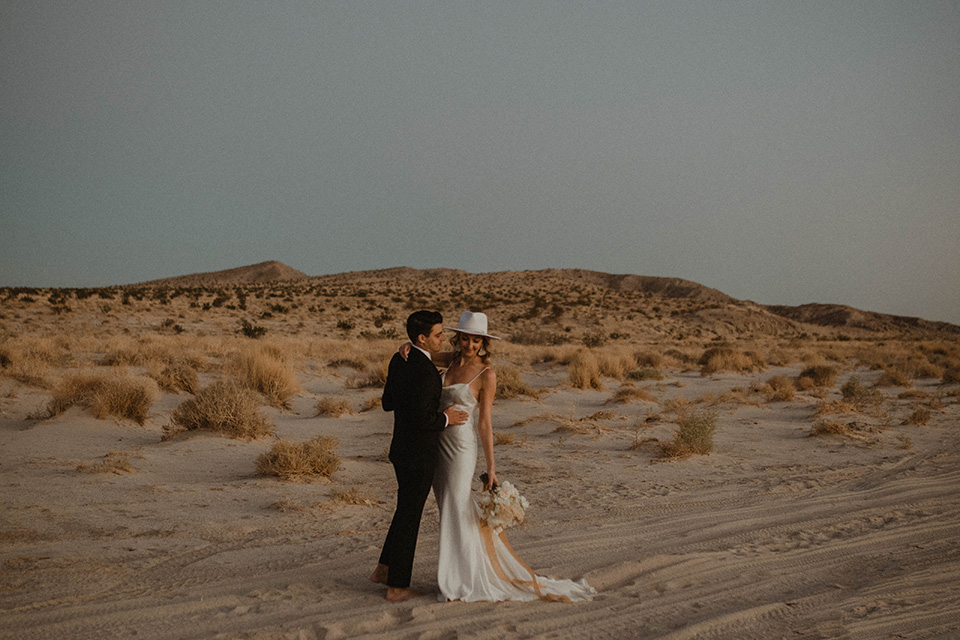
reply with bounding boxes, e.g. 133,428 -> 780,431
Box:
496,365 -> 539,399
315,396 -> 354,418
699,346 -> 765,375
570,349 -> 603,390
763,375 -> 796,402
166,380 -> 274,439
659,409 -> 718,459
231,346 -> 300,409
36,371 -> 157,425
797,365 -> 839,389
255,436 -> 341,480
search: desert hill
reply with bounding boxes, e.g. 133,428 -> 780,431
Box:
134,261 -> 309,287
111,262 -> 960,339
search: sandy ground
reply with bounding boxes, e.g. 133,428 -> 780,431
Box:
2,362 -> 959,639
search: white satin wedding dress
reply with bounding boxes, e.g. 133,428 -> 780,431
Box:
432,369 -> 596,603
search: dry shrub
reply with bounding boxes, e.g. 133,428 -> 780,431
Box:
231,346 -> 300,408
152,361 -> 199,394
875,368 -> 913,388
798,365 -> 839,388
0,339 -> 55,387
810,419 -> 853,437
635,350 -> 665,369
842,377 -> 884,411
764,375 -> 796,402
359,396 -> 382,412
942,367 -> 960,385
497,365 -> 540,399
40,371 -> 157,425
661,395 -> 691,415
698,346 -> 764,375
255,436 -> 341,480
659,409 -> 717,459
349,357 -> 390,389
596,351 -> 635,380
330,486 -> 377,506
2,358 -> 50,388
570,349 -> 603,390
914,362 -> 943,379
903,408 -> 931,426
816,399 -> 857,416
765,348 -> 792,367
315,396 -> 354,418
609,383 -> 656,404
495,432 -> 516,445
629,367 -> 664,381
166,380 -> 273,439
76,450 -> 140,474
98,347 -> 143,367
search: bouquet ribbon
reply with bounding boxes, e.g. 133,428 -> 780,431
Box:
478,517 -> 573,603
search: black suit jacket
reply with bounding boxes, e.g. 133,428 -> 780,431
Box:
382,349 -> 447,468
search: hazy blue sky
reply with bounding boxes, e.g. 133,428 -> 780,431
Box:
2,1 -> 958,323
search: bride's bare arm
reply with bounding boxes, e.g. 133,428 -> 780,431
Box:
475,368 -> 498,489
397,342 -> 454,367
431,351 -> 454,367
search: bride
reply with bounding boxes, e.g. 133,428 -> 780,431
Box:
421,311 -> 595,603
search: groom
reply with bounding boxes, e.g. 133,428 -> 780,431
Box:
370,310 -> 468,602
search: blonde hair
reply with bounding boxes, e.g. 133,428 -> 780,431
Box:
450,332 -> 492,365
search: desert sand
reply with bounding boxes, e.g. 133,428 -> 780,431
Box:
2,266 -> 959,639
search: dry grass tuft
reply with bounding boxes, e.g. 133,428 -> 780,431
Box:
596,351 -> 636,381
942,367 -> 960,385
315,396 -> 355,418
810,419 -> 854,437
698,346 -> 765,375
903,407 -> 931,426
359,396 -> 382,412
330,486 -> 378,506
798,365 -> 839,388
494,432 -> 515,445
255,436 -> 341,480
570,349 -> 604,390
231,346 -> 300,408
875,368 -> 913,388
763,375 -> 796,402
816,400 -> 857,417
76,450 -> 141,474
38,371 -> 157,425
609,383 -> 657,404
496,365 -> 541,399
658,409 -> 717,459
166,380 -> 274,439
152,361 -> 199,394
838,375 -> 884,410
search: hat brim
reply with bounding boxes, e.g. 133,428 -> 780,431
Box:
443,326 -> 501,340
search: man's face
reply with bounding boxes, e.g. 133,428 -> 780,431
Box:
419,323 -> 446,352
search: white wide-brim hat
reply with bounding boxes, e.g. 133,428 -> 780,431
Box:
444,310 -> 501,340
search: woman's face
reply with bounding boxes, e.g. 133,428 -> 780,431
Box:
458,333 -> 484,358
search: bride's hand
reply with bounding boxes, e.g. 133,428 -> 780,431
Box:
398,342 -> 412,361
483,471 -> 498,491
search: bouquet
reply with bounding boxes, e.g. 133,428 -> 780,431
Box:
478,472 -> 529,534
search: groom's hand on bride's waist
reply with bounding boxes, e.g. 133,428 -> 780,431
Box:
444,406 -> 469,426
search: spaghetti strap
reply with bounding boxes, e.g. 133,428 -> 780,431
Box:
467,367 -> 490,385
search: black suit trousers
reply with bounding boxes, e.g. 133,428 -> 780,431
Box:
378,460 -> 437,588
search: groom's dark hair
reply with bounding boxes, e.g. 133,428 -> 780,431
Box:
406,310 -> 443,344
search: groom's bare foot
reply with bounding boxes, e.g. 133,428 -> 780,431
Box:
385,587 -> 422,602
369,564 -> 388,585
